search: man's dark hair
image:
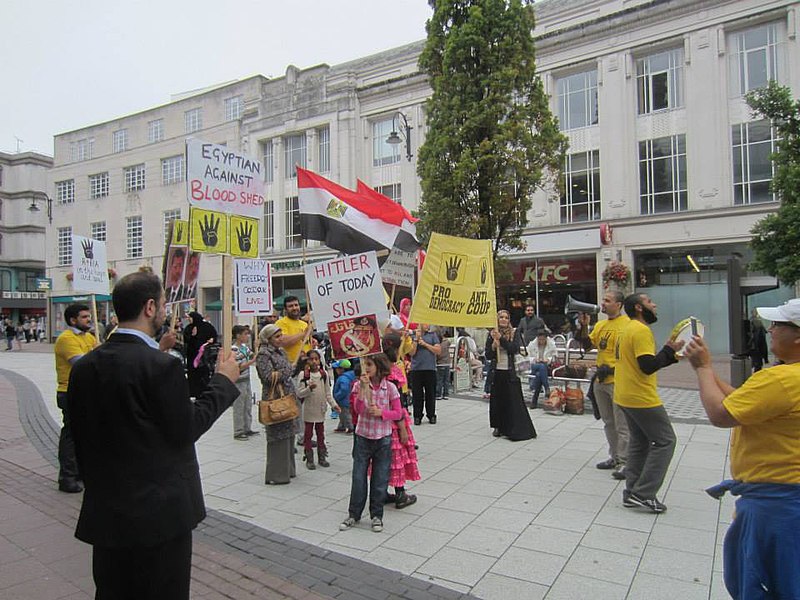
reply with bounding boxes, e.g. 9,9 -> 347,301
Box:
232,324 -> 248,338
608,290 -> 624,304
64,303 -> 90,327
283,295 -> 299,309
623,293 -> 646,318
113,272 -> 164,322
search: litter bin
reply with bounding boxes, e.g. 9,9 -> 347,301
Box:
730,355 -> 752,388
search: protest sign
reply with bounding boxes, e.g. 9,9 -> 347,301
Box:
186,139 -> 265,219
230,215 -> 260,258
408,233 -> 497,327
304,251 -> 387,332
71,235 -> 109,295
327,314 -> 382,360
189,207 -> 229,254
380,248 -> 416,287
234,259 -> 273,315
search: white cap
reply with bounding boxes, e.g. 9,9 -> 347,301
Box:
756,298 -> 800,327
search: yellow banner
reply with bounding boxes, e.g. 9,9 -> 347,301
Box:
171,219 -> 189,246
230,215 -> 260,258
189,207 -> 229,254
408,233 -> 496,327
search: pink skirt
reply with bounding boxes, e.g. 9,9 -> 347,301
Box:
389,412 -> 421,487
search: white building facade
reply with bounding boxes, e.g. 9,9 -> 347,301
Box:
46,0 -> 799,350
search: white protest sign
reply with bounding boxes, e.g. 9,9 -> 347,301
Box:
380,248 -> 416,287
186,139 -> 265,219
71,235 -> 109,294
304,251 -> 388,332
234,259 -> 273,315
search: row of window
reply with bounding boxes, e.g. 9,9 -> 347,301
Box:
69,97 -> 244,162
556,22 -> 782,131
560,120 -> 777,223
55,156 -> 184,203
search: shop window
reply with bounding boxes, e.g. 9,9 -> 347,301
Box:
639,134 -> 687,215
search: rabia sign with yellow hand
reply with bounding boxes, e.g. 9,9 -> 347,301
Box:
189,207 -> 259,257
408,233 -> 497,328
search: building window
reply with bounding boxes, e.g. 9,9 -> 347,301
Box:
89,172 -> 109,199
318,126 -> 330,172
372,118 -> 401,166
58,227 -> 72,266
124,164 -> 146,192
636,48 -> 684,114
55,180 -> 75,204
90,221 -> 107,242
185,108 -> 203,133
261,140 -> 274,183
730,23 -> 780,96
732,120 -> 778,205
375,183 -> 402,204
148,119 -> 165,143
285,196 -> 301,249
113,129 -> 129,153
163,209 -> 181,245
72,138 -> 94,162
639,134 -> 688,215
224,95 -> 243,121
561,150 -> 601,223
161,155 -> 184,185
263,199 -> 274,251
127,216 -> 143,259
556,69 -> 598,131
284,134 -> 306,178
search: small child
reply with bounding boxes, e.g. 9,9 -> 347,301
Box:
296,350 -> 340,469
385,343 -> 420,509
231,325 -> 257,440
332,359 -> 355,433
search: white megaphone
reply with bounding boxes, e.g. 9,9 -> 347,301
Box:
564,295 -> 600,315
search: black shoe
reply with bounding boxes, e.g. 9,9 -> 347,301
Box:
245,430 -> 260,436
58,480 -> 83,494
414,418 -> 422,426
596,458 -> 616,470
626,492 -> 667,513
622,489 -> 635,508
395,491 -> 418,509
612,465 -> 626,480
384,493 -> 397,504
428,416 -> 437,425
492,428 -> 502,437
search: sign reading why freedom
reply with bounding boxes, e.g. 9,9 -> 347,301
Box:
186,139 -> 265,219
234,259 -> 273,316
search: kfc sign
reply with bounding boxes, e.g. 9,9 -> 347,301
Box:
512,258 -> 596,284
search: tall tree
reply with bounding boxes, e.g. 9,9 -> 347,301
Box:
746,81 -> 800,286
417,0 -> 567,262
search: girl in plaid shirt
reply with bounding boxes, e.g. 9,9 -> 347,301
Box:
339,354 -> 403,533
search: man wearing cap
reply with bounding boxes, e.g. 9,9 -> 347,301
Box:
684,298 -> 800,600
332,359 -> 356,433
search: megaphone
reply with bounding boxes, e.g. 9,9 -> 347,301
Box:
565,295 -> 600,315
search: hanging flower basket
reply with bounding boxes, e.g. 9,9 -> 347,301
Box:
602,261 -> 631,290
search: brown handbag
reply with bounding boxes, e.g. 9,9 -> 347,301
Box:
258,373 -> 299,425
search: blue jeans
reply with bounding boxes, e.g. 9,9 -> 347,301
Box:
436,365 -> 450,398
529,363 -> 550,395
348,434 -> 392,520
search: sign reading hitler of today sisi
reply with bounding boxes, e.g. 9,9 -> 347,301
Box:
186,139 -> 265,219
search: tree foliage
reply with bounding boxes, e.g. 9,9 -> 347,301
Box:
417,0 -> 567,263
746,81 -> 800,286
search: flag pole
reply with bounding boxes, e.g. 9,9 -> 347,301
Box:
90,294 -> 100,343
221,255 -> 233,361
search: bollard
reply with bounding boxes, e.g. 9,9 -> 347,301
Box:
730,356 -> 752,388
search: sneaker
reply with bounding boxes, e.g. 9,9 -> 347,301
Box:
612,465 -> 626,480
371,517 -> 383,532
622,489 -> 636,508
596,458 -> 616,470
339,517 -> 358,531
234,433 -> 249,441
626,492 -> 667,513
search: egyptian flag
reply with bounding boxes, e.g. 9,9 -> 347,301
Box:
355,180 -> 420,252
298,168 -> 404,255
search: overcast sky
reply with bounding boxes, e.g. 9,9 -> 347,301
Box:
1,0 -> 432,156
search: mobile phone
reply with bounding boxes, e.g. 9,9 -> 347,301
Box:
690,317 -> 698,337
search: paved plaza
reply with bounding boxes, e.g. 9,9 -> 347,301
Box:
1,344 -> 736,599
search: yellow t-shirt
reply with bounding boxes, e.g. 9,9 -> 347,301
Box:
275,316 -> 311,364
54,329 -> 97,393
589,314 -> 630,384
613,319 -> 661,408
724,363 -> 800,484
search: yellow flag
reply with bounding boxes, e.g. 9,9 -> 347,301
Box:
189,207 -> 229,254
171,219 -> 189,246
230,215 -> 259,258
408,233 -> 496,327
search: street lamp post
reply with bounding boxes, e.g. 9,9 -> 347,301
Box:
28,194 -> 52,340
386,111 -> 413,162
27,194 -> 52,224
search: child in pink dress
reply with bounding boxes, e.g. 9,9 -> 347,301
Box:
385,344 -> 420,509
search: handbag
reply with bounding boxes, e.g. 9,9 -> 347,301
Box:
564,384 -> 585,415
258,373 -> 299,425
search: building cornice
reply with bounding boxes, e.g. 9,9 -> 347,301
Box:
0,151 -> 53,167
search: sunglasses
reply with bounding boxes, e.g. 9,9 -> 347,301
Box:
771,321 -> 800,329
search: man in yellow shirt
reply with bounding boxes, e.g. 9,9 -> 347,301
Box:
614,293 -> 683,513
685,298 -> 800,599
53,303 -> 98,493
275,295 -> 311,365
577,290 -> 630,479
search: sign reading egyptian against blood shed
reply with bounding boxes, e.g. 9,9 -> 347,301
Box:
186,139 -> 265,219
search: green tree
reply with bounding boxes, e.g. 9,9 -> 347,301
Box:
417,0 -> 567,264
746,81 -> 800,285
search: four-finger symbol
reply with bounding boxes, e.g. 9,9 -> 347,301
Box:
82,239 -> 94,259
446,255 -> 462,282
200,214 -> 220,247
236,221 -> 252,253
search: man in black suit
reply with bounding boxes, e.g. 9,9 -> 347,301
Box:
67,270 -> 240,599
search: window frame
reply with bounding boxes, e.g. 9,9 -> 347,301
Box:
561,150 -> 602,224
636,47 -> 684,115
732,119 -> 779,205
262,140 -> 274,183
283,134 -> 307,179
89,172 -> 109,199
556,69 -> 599,131
58,226 -> 72,266
90,221 -> 107,242
112,129 -> 129,153
638,134 -> 688,215
318,126 -> 330,173
284,196 -> 301,249
148,119 -> 165,143
372,118 -> 401,167
123,164 -> 146,193
126,215 -> 143,259
263,199 -> 274,251
55,180 -> 75,205
184,108 -> 203,133
731,22 -> 780,96
224,95 -> 244,121
161,155 -> 185,186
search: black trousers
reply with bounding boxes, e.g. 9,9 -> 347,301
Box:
93,531 -> 192,600
56,392 -> 80,483
410,370 -> 437,421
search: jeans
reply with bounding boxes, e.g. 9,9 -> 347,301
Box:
529,363 -> 549,395
348,434 -> 392,521
435,365 -> 451,399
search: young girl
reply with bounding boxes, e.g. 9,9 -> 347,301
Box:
296,350 -> 340,469
340,354 -> 403,533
